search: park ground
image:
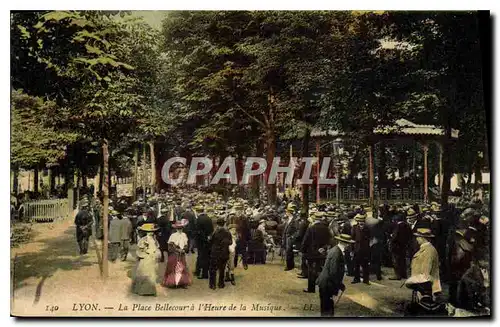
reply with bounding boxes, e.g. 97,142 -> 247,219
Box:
11,218 -> 416,317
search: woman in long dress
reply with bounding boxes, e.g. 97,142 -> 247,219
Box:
163,220 -> 192,288
132,223 -> 160,296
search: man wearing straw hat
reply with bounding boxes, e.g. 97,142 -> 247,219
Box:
351,213 -> 370,284
283,202 -> 298,271
209,217 -> 233,290
74,198 -> 93,255
316,234 -> 354,316
410,228 -> 442,296
301,211 -> 331,293
194,205 -> 213,279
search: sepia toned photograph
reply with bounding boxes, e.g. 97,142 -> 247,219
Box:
10,10 -> 490,318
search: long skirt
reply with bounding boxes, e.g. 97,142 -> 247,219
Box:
132,257 -> 158,296
163,253 -> 192,288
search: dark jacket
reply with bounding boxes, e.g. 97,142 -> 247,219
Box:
283,216 -> 298,247
196,213 -> 214,246
156,215 -> 172,250
295,218 -> 310,248
352,224 -> 370,256
183,209 -> 196,236
75,209 -> 93,238
316,245 -> 345,295
75,209 -> 93,227
390,221 -> 412,251
236,216 -> 251,245
210,227 -> 233,261
457,265 -> 489,312
301,220 -> 332,259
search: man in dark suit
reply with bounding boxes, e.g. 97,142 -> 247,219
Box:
389,212 -> 412,280
182,202 -> 197,253
316,234 -> 355,316
74,200 -> 93,255
296,213 -> 310,278
283,203 -> 298,271
209,217 -> 233,289
195,207 -> 214,279
301,211 -> 332,293
351,213 -> 371,284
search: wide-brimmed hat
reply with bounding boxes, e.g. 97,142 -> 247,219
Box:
413,228 -> 435,238
259,219 -> 266,224
354,213 -> 366,222
334,234 -> 356,244
286,203 -> 297,212
139,223 -> 159,232
407,208 -> 418,219
193,204 -> 204,211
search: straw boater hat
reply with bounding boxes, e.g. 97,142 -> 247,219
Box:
354,213 -> 366,222
286,203 -> 297,212
413,228 -> 435,238
430,202 -> 440,213
406,208 -> 418,219
139,223 -> 159,232
334,234 -> 356,244
313,211 -> 326,220
193,204 -> 204,211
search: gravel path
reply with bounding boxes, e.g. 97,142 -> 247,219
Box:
11,219 -> 413,317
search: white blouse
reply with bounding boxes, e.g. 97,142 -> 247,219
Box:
168,232 -> 188,249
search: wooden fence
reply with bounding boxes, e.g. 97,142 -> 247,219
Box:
20,198 -> 71,223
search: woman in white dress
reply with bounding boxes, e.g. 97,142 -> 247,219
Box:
163,220 -> 192,288
132,223 -> 160,296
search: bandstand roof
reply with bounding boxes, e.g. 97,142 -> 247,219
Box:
310,119 -> 459,139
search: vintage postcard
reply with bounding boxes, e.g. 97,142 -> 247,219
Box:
10,10 -> 490,317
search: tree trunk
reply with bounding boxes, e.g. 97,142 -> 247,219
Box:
474,155 -> 482,190
377,142 -> 386,188
142,143 -> 147,198
132,146 -> 138,201
66,166 -> 75,210
108,147 -> 112,196
301,129 -> 311,216
49,167 -> 56,195
98,158 -> 104,195
76,169 -> 81,208
94,164 -> 101,198
440,128 -> 452,205
102,139 -> 110,279
12,166 -> 19,195
252,141 -> 264,200
34,168 -> 39,194
149,141 -> 156,194
264,129 -> 277,204
368,144 -> 375,206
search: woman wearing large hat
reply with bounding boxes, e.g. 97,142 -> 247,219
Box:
163,220 -> 192,288
132,223 -> 160,296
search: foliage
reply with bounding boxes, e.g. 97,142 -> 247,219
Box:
11,90 -> 79,169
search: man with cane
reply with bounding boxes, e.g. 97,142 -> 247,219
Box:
316,234 -> 355,316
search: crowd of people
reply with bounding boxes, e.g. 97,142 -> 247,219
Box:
74,187 -> 490,317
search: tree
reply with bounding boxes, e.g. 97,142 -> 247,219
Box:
22,11 -> 145,278
375,11 -> 487,204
